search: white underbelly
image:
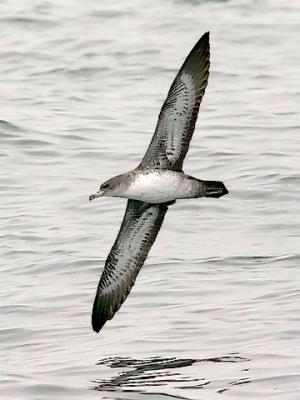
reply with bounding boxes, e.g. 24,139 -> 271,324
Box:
124,171 -> 192,203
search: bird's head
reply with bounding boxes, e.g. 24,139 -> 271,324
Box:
89,175 -> 123,201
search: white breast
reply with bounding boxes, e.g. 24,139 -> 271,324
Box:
123,171 -> 192,203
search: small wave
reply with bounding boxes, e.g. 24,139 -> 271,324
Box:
0,16 -> 57,28
0,119 -> 23,135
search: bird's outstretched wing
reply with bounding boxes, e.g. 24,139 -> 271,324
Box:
139,32 -> 210,171
92,199 -> 170,332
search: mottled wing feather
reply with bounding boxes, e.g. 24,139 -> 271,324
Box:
92,199 -> 169,332
140,32 -> 210,171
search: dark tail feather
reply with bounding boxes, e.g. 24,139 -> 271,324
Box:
204,180 -> 228,198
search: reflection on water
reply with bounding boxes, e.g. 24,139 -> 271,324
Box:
93,354 -> 250,398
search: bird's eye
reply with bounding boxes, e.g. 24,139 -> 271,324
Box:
101,183 -> 109,190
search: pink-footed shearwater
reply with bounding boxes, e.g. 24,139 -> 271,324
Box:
89,32 -> 228,333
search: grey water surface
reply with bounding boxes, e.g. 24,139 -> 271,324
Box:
1,0 -> 300,399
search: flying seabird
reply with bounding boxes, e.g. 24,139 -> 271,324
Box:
89,32 -> 228,333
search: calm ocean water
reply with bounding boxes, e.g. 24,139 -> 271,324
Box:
1,0 -> 300,399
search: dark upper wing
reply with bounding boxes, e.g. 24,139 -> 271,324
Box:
92,199 -> 169,333
139,32 -> 210,171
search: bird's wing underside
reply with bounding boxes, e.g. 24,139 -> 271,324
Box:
92,199 -> 170,332
139,32 -> 210,171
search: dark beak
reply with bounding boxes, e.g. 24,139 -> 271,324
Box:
89,189 -> 104,201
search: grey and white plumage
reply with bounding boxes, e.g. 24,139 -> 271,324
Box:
89,32 -> 228,333
92,200 -> 168,332
140,33 -> 210,171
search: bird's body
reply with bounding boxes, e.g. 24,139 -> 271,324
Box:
99,169 -> 226,204
89,32 -> 228,333
123,169 -> 199,203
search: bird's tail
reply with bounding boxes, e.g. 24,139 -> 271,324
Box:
202,180 -> 228,198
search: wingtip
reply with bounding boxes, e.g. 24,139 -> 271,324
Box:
92,312 -> 106,333
202,31 -> 210,42
92,296 -> 107,333
190,31 -> 209,56
92,324 -> 101,334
